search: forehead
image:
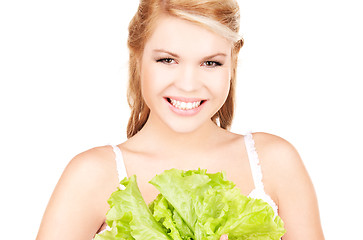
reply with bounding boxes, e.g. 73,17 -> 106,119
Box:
144,15 -> 232,56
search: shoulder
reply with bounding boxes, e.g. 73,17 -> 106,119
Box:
250,132 -> 309,199
251,131 -> 316,198
60,145 -> 119,196
55,145 -> 121,209
37,145 -> 120,239
248,135 -> 324,238
63,145 -> 119,191
251,132 -> 302,169
251,132 -> 296,151
233,132 -> 324,237
67,145 -> 116,174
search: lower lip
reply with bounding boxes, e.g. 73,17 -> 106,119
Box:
165,98 -> 206,116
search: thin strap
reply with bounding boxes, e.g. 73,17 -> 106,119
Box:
244,132 -> 279,216
244,132 -> 264,190
110,145 -> 128,182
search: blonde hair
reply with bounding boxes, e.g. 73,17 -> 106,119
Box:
126,0 -> 244,138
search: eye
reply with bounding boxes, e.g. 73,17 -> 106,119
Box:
203,61 -> 222,68
156,58 -> 176,64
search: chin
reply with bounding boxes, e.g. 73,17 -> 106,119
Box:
164,118 -> 213,134
167,123 -> 201,134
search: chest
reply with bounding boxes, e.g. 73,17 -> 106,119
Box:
122,146 -> 255,205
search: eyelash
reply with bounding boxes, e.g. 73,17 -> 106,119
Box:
156,58 -> 223,67
203,61 -> 222,67
156,58 -> 176,64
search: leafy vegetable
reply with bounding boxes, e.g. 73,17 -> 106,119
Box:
95,169 -> 285,240
94,176 -> 170,240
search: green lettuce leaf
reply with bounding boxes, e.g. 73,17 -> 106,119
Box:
95,168 -> 285,240
150,168 -> 285,240
95,176 -> 171,240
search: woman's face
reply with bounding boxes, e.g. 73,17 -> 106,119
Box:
140,15 -> 232,133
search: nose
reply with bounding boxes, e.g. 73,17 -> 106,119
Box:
174,64 -> 202,92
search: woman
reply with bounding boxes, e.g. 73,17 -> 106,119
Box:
37,0 -> 324,239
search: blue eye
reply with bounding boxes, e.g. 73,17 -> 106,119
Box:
203,61 -> 222,67
156,58 -> 176,64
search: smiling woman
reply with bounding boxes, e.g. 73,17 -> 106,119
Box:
126,1 -> 244,138
139,15 -> 233,133
35,0 -> 324,239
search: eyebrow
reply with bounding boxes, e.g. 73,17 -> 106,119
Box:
153,49 -> 180,58
153,49 -> 227,60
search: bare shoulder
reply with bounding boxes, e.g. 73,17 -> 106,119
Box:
37,145 -> 119,239
249,132 -> 307,203
251,132 -> 303,172
251,132 -> 307,194
59,145 -> 120,208
251,132 -> 298,155
67,145 -> 117,179
251,132 -> 324,239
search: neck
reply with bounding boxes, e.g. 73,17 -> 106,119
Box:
130,114 -> 223,155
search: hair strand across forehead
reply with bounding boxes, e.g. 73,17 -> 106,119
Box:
172,10 -> 242,43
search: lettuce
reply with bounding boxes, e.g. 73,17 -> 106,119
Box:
95,169 -> 285,240
94,176 -> 170,240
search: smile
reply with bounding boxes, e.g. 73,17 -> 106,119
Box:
170,99 -> 201,110
166,97 -> 206,111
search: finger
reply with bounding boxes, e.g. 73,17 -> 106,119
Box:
220,234 -> 228,240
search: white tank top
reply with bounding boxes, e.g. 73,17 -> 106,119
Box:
110,132 -> 279,216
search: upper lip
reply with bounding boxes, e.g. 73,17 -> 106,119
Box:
165,96 -> 206,102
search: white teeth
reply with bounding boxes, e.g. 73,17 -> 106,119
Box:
170,98 -> 202,110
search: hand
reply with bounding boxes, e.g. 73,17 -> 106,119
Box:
220,234 -> 228,240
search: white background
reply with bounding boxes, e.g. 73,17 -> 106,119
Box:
0,0 -> 362,239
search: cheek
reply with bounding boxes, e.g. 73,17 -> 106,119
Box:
140,66 -> 154,105
140,62 -> 169,104
140,61 -> 151,104
206,68 -> 231,98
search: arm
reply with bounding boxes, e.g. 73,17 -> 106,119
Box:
36,146 -> 119,240
254,132 -> 325,240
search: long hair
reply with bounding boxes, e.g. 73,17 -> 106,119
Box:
126,0 -> 243,138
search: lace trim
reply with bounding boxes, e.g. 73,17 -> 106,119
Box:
244,132 -> 279,216
244,133 -> 264,189
97,225 -> 111,235
248,189 -> 278,216
110,145 -> 128,190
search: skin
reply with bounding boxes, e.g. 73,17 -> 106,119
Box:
36,15 -> 324,239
